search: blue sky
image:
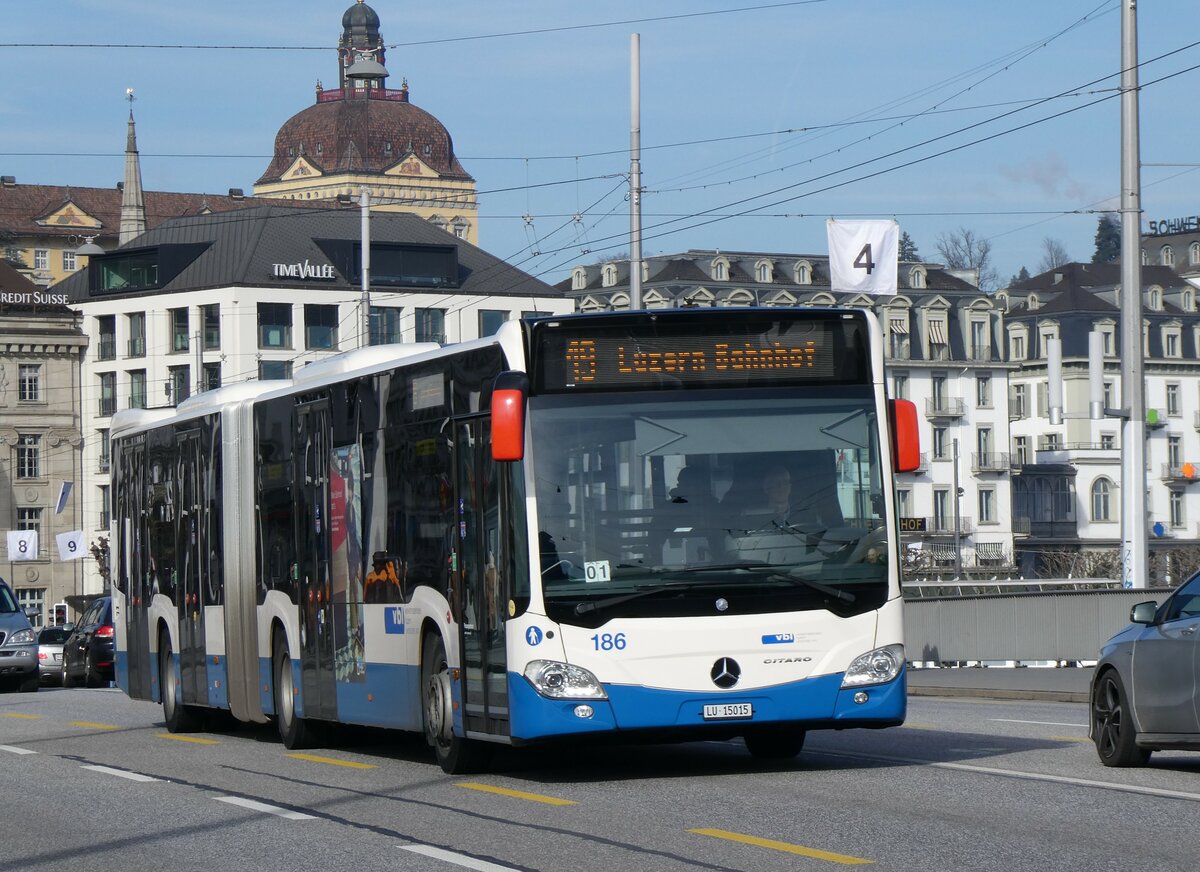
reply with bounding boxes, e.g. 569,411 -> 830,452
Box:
1,0 -> 1196,288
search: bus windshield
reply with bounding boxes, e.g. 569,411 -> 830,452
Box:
529,386 -> 889,624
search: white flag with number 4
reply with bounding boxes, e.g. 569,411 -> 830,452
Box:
57,530 -> 87,562
826,219 -> 899,295
7,530 -> 38,562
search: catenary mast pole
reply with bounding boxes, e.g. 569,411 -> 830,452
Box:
1119,0 -> 1147,588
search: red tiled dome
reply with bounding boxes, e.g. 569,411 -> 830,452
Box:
256,94 -> 473,185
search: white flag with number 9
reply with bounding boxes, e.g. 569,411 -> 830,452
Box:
826,219 -> 899,295
57,531 -> 87,562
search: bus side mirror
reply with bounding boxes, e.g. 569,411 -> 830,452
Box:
888,398 -> 921,473
491,371 -> 529,462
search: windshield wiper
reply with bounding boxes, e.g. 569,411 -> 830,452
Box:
574,581 -> 717,615
767,572 -> 856,603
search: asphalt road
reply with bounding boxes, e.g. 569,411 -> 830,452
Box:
1,686 -> 1197,872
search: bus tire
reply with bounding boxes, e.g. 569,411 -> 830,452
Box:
421,633 -> 490,775
744,726 -> 806,760
273,635 -> 316,749
160,636 -> 201,733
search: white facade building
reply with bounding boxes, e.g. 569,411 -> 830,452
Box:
60,205 -> 572,592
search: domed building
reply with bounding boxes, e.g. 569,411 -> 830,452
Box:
254,1 -> 479,243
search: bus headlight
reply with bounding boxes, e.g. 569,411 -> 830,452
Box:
841,644 -> 905,688
524,660 -> 608,700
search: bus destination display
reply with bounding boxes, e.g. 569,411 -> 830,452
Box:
533,316 -> 868,391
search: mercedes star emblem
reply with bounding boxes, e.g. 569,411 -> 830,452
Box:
711,657 -> 741,689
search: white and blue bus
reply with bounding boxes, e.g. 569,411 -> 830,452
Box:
110,308 -> 920,772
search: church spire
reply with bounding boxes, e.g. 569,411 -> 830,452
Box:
119,88 -> 147,245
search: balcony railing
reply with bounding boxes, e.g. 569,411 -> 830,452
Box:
127,337 -> 145,357
97,458 -> 111,473
925,397 -> 965,418
971,452 -> 1010,473
1161,463 -> 1200,482
97,338 -> 116,360
928,516 -> 973,535
966,347 -> 993,362
98,397 -> 116,417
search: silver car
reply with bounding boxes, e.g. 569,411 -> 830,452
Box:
37,626 -> 71,685
0,579 -> 39,693
1091,571 -> 1200,766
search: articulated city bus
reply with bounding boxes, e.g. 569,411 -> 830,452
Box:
110,308 -> 919,773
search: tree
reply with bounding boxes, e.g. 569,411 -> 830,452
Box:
91,536 -> 111,591
1038,237 -> 1071,273
1008,266 -> 1031,287
1092,213 -> 1120,263
935,227 -> 998,290
899,231 -> 920,262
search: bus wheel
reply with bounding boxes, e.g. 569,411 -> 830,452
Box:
421,634 -> 491,775
744,727 -> 806,760
160,637 -> 201,733
273,635 -> 316,749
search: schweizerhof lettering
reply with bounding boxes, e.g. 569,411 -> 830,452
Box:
272,260 -> 337,280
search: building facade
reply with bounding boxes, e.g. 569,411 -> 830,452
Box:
560,250 -> 1200,577
58,204 -> 571,592
558,250 -> 1018,572
0,262 -> 88,625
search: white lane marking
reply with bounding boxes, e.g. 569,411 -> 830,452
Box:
813,749 -> 1200,803
990,719 -> 1087,728
214,796 -> 316,820
400,844 -> 520,871
0,745 -> 36,755
82,765 -> 160,783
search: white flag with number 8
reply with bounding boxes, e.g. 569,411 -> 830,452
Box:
7,530 -> 38,562
826,218 -> 899,295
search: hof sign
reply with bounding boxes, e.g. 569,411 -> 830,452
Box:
826,219 -> 899,295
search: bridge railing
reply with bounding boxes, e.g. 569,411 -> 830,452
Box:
903,586 -> 1172,664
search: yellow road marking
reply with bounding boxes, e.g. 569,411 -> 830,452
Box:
1,713 -> 42,720
69,721 -> 119,730
455,782 -> 577,806
1050,735 -> 1091,743
690,828 -> 873,865
158,733 -> 221,745
287,752 -> 377,770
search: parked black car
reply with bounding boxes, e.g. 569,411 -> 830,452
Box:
61,596 -> 114,688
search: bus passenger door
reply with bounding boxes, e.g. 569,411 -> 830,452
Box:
455,418 -> 509,738
295,400 -> 337,722
122,442 -> 153,699
175,429 -> 208,705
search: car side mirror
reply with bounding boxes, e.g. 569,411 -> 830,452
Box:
1130,601 -> 1158,624
23,606 -> 39,621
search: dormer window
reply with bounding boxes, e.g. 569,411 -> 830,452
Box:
1148,286 -> 1162,311
1160,245 -> 1175,267
601,264 -> 618,288
793,260 -> 812,285
571,267 -> 587,291
384,142 -> 393,155
1191,241 -> 1200,266
755,260 -> 774,283
711,257 -> 729,281
1185,289 -> 1195,312
1028,294 -> 1039,310
909,266 -> 926,289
